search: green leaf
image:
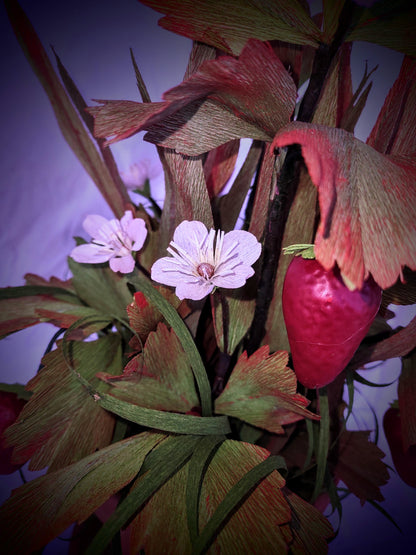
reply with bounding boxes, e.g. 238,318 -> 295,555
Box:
351,370 -> 395,388
5,334 -> 122,471
98,322 -> 201,414
86,434 -> 199,554
0,432 -> 165,554
127,271 -> 212,417
215,346 -> 319,434
0,382 -> 32,400
4,0 -> 129,216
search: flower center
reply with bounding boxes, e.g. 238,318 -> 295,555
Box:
197,262 -> 215,280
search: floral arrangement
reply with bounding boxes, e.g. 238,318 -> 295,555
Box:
1,0 -> 416,553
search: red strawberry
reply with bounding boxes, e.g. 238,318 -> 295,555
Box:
0,391 -> 27,475
282,256 -> 382,389
383,407 -> 416,488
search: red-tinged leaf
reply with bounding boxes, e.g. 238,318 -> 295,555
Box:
367,56 -> 416,158
99,323 -> 200,413
164,39 -> 297,140
203,139 -> 239,199
140,0 -> 321,55
4,0 -> 130,217
272,122 -> 416,290
25,273 -> 75,292
0,296 -> 109,339
130,439 -> 291,554
350,314 -> 416,370
346,3 -> 416,57
332,430 -> 389,505
5,334 -> 122,471
144,98 -> 269,155
398,351 -> 416,450
217,140 -> 263,232
215,346 -> 319,434
283,487 -> 334,554
264,167 -> 317,352
0,432 -> 165,554
382,268 -> 416,307
158,149 -> 213,253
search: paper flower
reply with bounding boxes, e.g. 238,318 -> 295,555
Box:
151,220 -> 261,301
70,210 -> 147,273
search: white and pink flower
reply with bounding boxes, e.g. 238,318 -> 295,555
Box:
151,220 -> 261,301
70,210 -> 147,274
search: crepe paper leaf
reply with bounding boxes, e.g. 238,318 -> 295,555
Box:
68,257 -> 133,322
248,145 -> 278,240
311,43 -> 353,128
332,430 -> 390,505
186,435 -> 226,545
99,322 -> 200,414
367,56 -> 416,158
140,0 -> 321,55
164,39 -> 297,140
0,432 -> 164,554
0,382 -> 32,401
217,140 -> 263,232
382,268 -> 416,307
346,2 -> 416,57
398,351 -> 416,450
158,150 -> 213,252
127,270 -> 212,417
215,346 -> 319,434
264,167 -> 317,352
144,98 -> 269,156
272,122 -> 416,290
211,288 -> 257,356
4,0 -> 129,217
282,487 -> 334,554
87,434 -> 200,555
203,139 -> 239,199
5,334 -> 122,471
322,0 -> 346,42
24,272 -> 76,292
312,388 -> 330,503
339,60 -> 377,134
350,314 -> 416,370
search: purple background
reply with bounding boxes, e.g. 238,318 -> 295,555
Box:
0,1 -> 415,553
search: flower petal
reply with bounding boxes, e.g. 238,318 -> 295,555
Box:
82,214 -> 110,240
223,230 -> 262,266
172,220 -> 209,261
212,264 -> 254,289
70,243 -> 112,264
151,257 -> 194,287
120,210 -> 133,227
175,280 -> 214,301
127,218 -> 148,251
109,254 -> 136,274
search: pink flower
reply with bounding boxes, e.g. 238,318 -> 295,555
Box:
151,220 -> 261,301
70,210 -> 147,273
121,159 -> 162,190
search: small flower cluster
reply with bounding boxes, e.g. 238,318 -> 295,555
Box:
71,215 -> 261,300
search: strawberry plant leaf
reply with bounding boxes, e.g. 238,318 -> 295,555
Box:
139,0 -> 322,55
0,432 -> 165,554
203,139 -> 240,199
215,346 -> 319,433
99,322 -> 200,413
273,122 -> 416,290
5,334 -> 122,471
332,430 -> 390,505
312,387 -> 330,502
4,0 -> 129,216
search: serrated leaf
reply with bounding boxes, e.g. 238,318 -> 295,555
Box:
99,322 -> 200,413
68,257 -> 133,322
398,351 -> 416,450
0,432 -> 164,554
273,122 -> 416,290
215,346 -> 319,433
5,334 -> 122,471
129,439 -> 292,554
332,430 -> 390,505
4,0 -> 129,216
140,0 -> 321,54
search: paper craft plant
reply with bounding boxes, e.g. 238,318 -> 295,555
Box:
1,0 -> 416,553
